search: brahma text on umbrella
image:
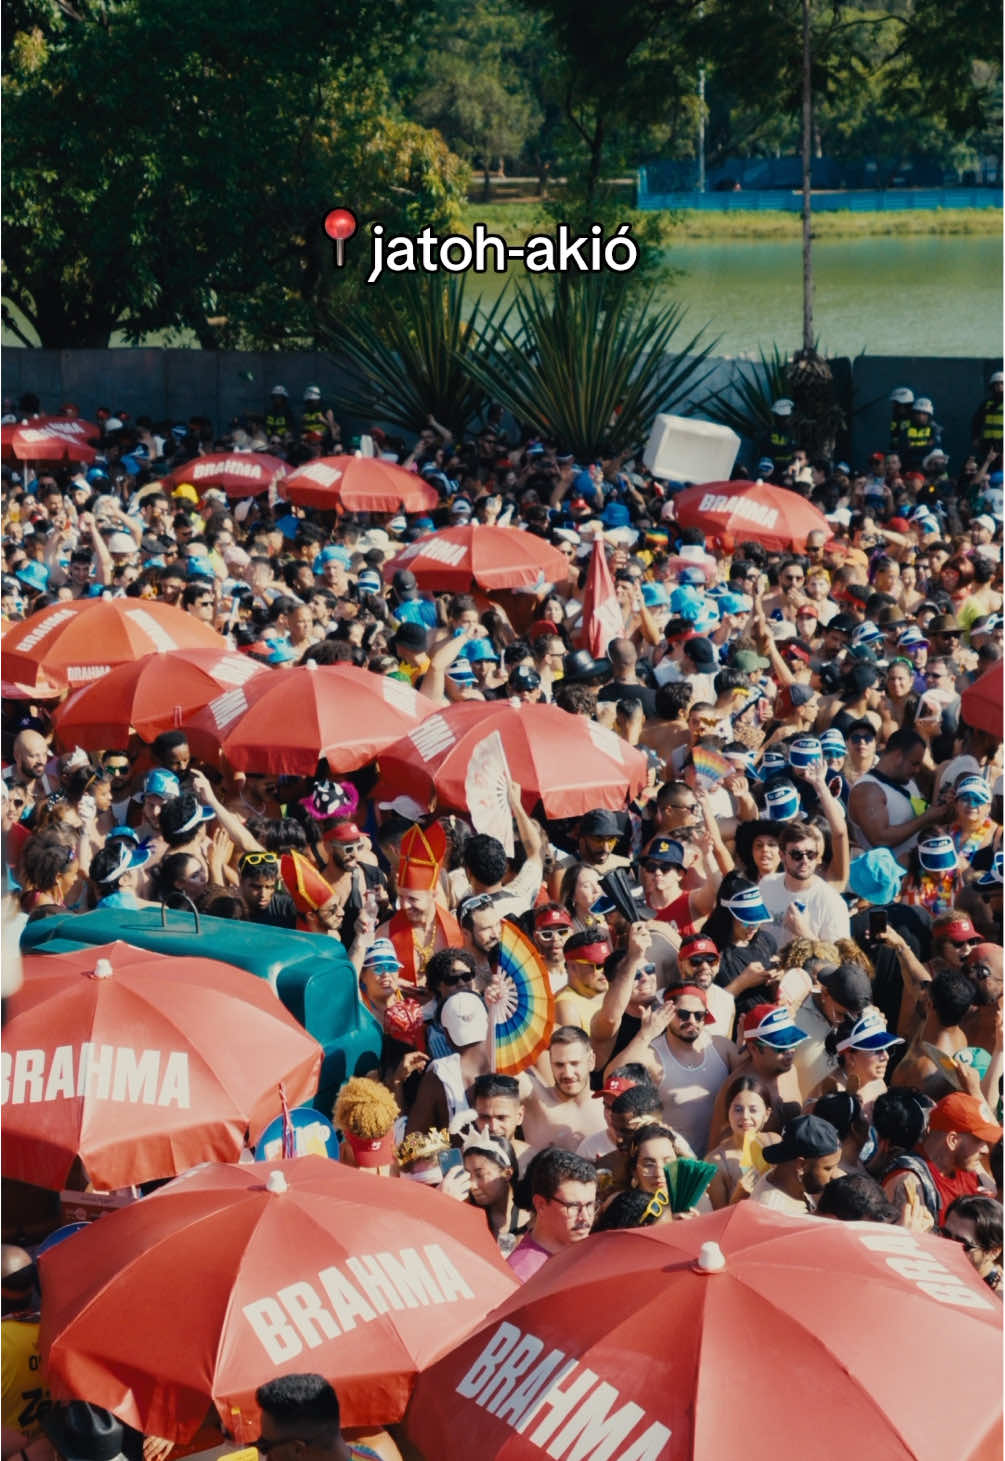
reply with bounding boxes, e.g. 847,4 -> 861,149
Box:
698,492 -> 779,529
193,460 -> 261,481
243,1243 -> 476,1364
455,1321 -> 670,1461
2,1046 -> 191,1108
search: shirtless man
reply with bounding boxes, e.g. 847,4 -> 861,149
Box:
519,1027 -> 607,1153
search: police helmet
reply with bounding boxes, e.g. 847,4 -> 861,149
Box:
889,387 -> 914,406
913,397 -> 933,415
771,398 -> 794,417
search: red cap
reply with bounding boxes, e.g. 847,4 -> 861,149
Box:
928,1093 -> 1002,1144
783,644 -> 812,663
935,916 -> 979,944
325,820 -> 363,844
343,1128 -> 396,1167
679,936 -> 718,959
529,619 -> 560,639
535,904 -> 574,930
565,937 -> 613,966
889,517 -> 911,533
794,603 -> 819,618
593,1074 -> 644,1102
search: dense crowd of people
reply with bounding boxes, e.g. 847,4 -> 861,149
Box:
2,376 -> 1003,1461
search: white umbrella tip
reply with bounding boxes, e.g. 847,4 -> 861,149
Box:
92,958 -> 114,980
266,1170 -> 289,1194
696,1241 -> 726,1273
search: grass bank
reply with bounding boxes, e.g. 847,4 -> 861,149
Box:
460,202 -> 1002,243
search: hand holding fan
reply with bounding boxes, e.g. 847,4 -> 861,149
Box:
663,1158 -> 718,1213
691,745 -> 734,788
464,729 -> 515,856
490,920 -> 555,1075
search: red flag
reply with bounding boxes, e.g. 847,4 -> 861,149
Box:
579,536 -> 622,657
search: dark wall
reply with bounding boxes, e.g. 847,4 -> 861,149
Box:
3,347 -> 999,469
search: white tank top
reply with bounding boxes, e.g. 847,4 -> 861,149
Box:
849,772 -> 920,860
653,1037 -> 729,1159
428,1053 -> 470,1125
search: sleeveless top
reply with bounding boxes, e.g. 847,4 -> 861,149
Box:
428,1053 -> 470,1125
849,772 -> 922,860
652,1037 -> 729,1159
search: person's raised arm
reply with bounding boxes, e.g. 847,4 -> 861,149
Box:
189,768 -> 264,854
591,923 -> 652,1065
802,760 -> 850,889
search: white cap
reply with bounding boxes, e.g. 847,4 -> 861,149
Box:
440,991 -> 489,1048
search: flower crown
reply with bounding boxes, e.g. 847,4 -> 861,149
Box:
395,1128 -> 450,1166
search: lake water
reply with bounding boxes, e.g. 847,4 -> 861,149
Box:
660,233 -> 1003,359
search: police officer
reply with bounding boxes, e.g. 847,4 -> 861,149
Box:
264,385 -> 295,440
301,384 -> 336,447
971,370 -> 1004,467
763,398 -> 795,473
888,386 -> 914,453
901,396 -> 941,471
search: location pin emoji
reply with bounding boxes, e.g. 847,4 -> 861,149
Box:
324,208 -> 357,267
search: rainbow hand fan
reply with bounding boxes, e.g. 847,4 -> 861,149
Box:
490,920 -> 555,1075
691,745 -> 734,787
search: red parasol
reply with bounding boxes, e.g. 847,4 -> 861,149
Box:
408,1202 -> 1002,1461
384,524 -> 573,593
671,479 -> 829,552
282,455 -> 439,514
3,942 -> 323,1190
161,453 -> 289,499
961,662 -> 1003,740
579,536 -> 622,658
51,647 -> 269,750
182,660 -> 436,775
376,700 -> 649,818
2,599 -> 227,689
39,1157 -> 518,1438
11,424 -> 96,465
31,414 -> 101,440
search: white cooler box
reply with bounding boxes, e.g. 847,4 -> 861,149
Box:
643,414 -> 739,484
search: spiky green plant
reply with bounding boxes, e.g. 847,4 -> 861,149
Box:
321,272 -> 512,437
700,343 -> 791,443
461,275 -> 716,461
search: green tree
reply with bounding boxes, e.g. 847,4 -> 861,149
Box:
2,0 -> 468,349
410,0 -> 544,200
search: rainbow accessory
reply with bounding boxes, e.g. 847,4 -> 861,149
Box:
490,920 -> 555,1076
691,745 -> 734,786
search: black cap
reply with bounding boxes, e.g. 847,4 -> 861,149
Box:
509,665 -> 541,692
763,1114 -> 842,1164
683,635 -> 717,670
817,961 -> 872,1012
579,808 -> 624,838
789,683 -> 814,707
641,835 -> 685,867
563,649 -> 611,682
393,620 -> 427,650
392,568 -> 419,598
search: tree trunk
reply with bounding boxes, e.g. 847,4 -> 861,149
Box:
482,162 -> 492,203
586,117 -> 605,212
801,0 -> 814,351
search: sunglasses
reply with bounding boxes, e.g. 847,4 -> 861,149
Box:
239,851 -> 279,869
633,963 -> 657,980
848,734 -> 875,744
104,762 -> 130,774
950,937 -> 982,948
684,953 -> 718,967
537,926 -> 571,939
642,860 -> 678,875
441,970 -> 475,987
642,1189 -> 670,1221
675,1008 -> 705,1023
786,849 -> 817,861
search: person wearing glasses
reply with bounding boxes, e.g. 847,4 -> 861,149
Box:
237,849 -> 297,927
758,823 -> 850,943
941,1193 -> 1004,1294
506,1147 -> 598,1281
531,902 -> 575,993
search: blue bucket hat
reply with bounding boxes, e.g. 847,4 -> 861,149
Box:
788,736 -> 823,770
601,501 -> 631,529
461,639 -> 500,663
139,768 -> 180,802
918,835 -> 959,873
723,884 -> 772,926
642,582 -> 669,608
313,545 -> 351,572
764,782 -> 801,822
16,561 -> 49,593
669,586 -> 702,620
847,848 -> 906,905
717,591 -> 751,616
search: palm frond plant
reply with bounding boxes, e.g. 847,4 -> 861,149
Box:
700,342 -> 790,443
320,271 -> 512,436
461,274 -> 716,462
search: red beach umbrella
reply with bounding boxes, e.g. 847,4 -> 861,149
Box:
162,453 -> 289,499
408,1202 -> 1002,1461
182,660 -> 436,775
961,662 -> 1003,739
39,1157 -> 517,1438
2,599 -> 227,690
51,648 -> 269,749
384,524 -> 573,593
377,699 -> 649,818
3,942 -> 323,1190
282,455 -> 439,514
672,479 -> 829,552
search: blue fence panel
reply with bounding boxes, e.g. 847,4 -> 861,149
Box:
637,180 -> 1004,212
